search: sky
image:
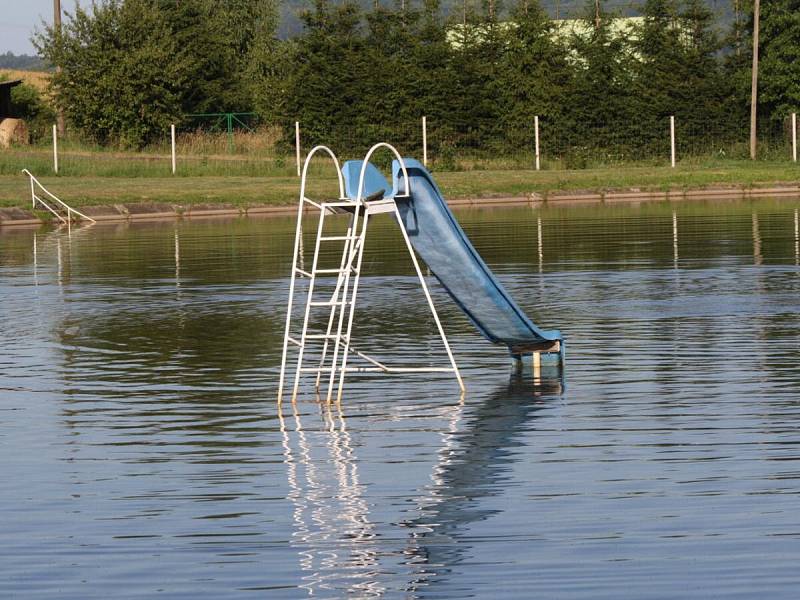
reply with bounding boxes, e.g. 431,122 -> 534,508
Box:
1,0 -> 65,54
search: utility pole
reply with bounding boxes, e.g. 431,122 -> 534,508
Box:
54,0 -> 65,135
750,0 -> 760,160
595,0 -> 601,29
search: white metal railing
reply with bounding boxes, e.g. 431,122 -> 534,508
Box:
22,169 -> 96,224
278,143 -> 464,404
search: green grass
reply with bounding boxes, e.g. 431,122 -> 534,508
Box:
1,144 -> 799,210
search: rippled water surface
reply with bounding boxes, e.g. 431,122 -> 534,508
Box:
2,200 -> 800,598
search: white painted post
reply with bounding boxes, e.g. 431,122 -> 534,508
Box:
792,112 -> 797,162
295,121 -> 301,177
422,116 -> 428,167
52,124 -> 58,174
670,116 -> 676,168
171,124 -> 176,175
534,115 -> 540,171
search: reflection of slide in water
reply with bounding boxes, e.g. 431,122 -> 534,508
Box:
401,374 -> 562,594
278,401 -> 384,596
278,373 -> 561,596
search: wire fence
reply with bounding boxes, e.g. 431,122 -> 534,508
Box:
3,113 -> 798,178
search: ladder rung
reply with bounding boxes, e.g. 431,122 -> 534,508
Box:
304,334 -> 349,340
309,300 -> 351,307
294,268 -> 313,277
314,267 -> 359,275
319,236 -> 358,241
287,336 -> 302,346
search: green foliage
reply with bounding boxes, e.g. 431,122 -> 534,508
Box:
35,1 -> 184,147
759,0 -> 800,121
33,0 -> 278,148
26,0 -> 800,162
9,83 -> 56,143
256,0 -> 763,163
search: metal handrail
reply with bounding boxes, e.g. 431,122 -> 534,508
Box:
22,169 -> 96,224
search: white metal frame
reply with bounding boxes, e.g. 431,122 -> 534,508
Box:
278,143 -> 464,403
22,169 -> 96,224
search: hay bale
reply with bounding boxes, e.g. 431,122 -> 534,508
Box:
0,118 -> 29,147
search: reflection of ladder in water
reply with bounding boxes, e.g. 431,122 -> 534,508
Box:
278,143 -> 464,404
22,169 -> 96,225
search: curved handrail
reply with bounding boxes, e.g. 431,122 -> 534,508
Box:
22,169 -> 96,223
299,145 -> 346,203
355,142 -> 409,205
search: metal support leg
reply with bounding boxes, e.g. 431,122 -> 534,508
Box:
278,198 -> 308,403
390,205 -> 465,394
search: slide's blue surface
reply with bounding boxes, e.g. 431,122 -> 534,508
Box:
342,159 -> 562,356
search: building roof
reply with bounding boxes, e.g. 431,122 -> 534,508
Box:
0,79 -> 23,90
0,79 -> 24,119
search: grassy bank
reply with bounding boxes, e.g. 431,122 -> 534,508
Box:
1,159 -> 799,210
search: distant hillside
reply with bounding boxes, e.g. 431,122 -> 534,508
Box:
0,52 -> 49,71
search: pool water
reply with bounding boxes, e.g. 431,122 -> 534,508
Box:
1,200 -> 800,598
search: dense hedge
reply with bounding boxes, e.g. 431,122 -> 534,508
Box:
33,0 -> 800,156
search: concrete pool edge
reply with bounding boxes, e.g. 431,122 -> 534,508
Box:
2,184 -> 800,227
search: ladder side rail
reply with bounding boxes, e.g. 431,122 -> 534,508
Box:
34,192 -> 68,224
28,171 -> 36,209
36,180 -> 96,223
354,143 -> 410,206
334,210 -> 370,402
279,145 -> 346,402
291,208 -> 328,401
315,210 -> 359,390
334,143 -> 411,401
278,185 -> 311,401
325,204 -> 364,401
22,169 -> 96,223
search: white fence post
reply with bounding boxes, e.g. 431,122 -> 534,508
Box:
792,112 -> 797,163
171,124 -> 176,175
422,116 -> 428,167
670,115 -> 676,168
534,115 -> 540,171
52,124 -> 59,174
295,121 -> 301,177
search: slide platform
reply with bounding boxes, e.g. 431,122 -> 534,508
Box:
341,159 -> 563,362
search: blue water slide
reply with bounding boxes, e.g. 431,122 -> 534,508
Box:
341,159 -> 563,358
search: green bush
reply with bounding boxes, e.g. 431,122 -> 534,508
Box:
10,83 -> 55,143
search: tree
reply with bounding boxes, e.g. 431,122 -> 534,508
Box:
34,0 -> 275,147
495,0 -> 571,152
10,83 -> 56,143
759,0 -> 800,121
558,2 -> 641,161
247,0 -> 287,123
273,0 -> 372,150
630,0 -> 730,153
35,0 -> 188,147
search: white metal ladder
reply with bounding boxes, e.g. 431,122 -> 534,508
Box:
22,169 -> 96,225
278,143 -> 464,403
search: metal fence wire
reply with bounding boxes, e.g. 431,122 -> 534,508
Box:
29,111 -> 800,177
